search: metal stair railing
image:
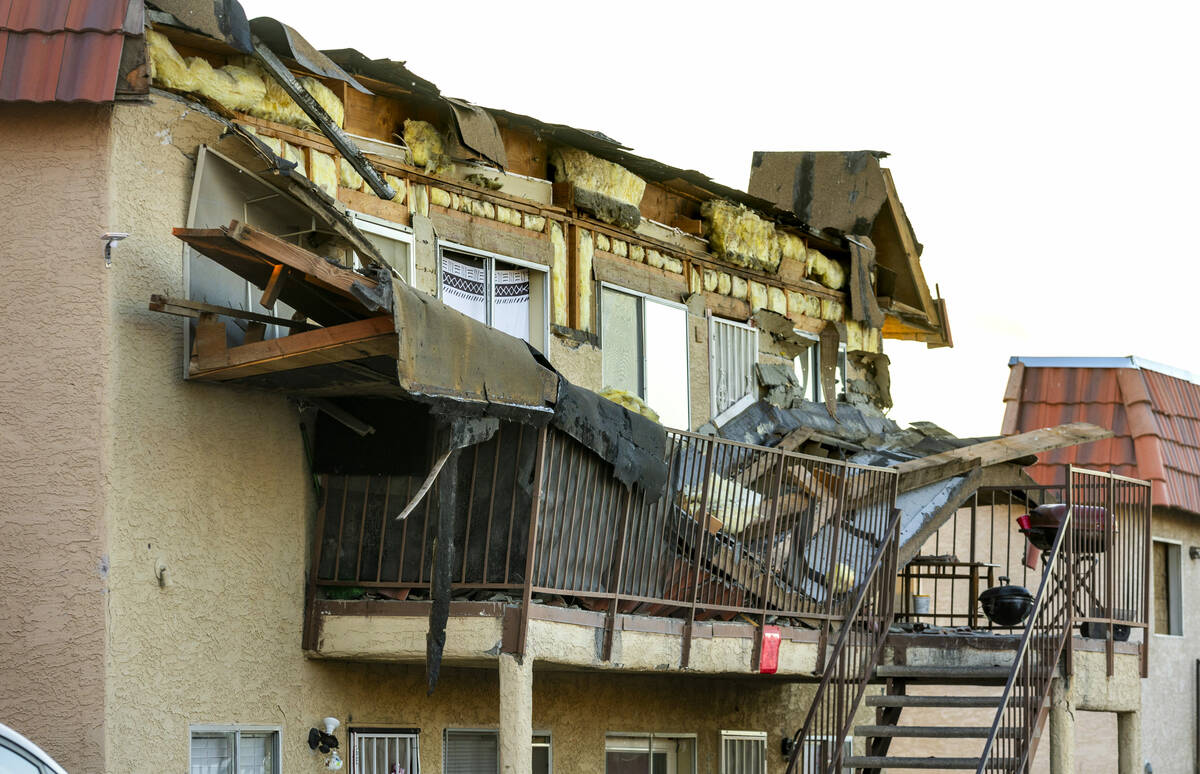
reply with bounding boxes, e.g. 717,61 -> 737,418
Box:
785,506 -> 902,774
976,501 -> 1074,773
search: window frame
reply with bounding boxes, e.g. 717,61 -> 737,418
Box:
708,315 -> 758,419
1152,537 -> 1184,637
603,732 -> 697,774
436,239 -> 551,353
188,724 -> 282,774
350,726 -> 421,774
793,330 -> 847,404
719,730 -> 767,774
440,728 -> 552,774
599,282 -> 692,429
349,211 -> 416,282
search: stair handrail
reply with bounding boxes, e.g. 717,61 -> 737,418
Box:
976,503 -> 1074,773
785,506 -> 902,774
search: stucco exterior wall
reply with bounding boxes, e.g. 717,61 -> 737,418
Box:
0,103 -> 112,774
1141,506 -> 1199,774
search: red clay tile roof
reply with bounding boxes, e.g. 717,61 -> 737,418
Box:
1002,357 -> 1200,514
0,0 -> 140,103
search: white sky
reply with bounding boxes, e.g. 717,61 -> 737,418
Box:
240,0 -> 1200,437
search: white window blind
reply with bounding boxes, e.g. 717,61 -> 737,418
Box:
709,317 -> 758,417
190,729 -> 278,774
443,730 -> 498,774
438,245 -> 548,352
352,729 -> 420,774
720,731 -> 766,774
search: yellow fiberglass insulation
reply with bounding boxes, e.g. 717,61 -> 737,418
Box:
549,147 -> 646,206
717,273 -> 732,296
777,231 -> 807,265
234,58 -> 345,130
242,126 -> 282,157
550,222 -> 568,326
301,76 -> 344,128
611,240 -> 627,258
147,29 -> 199,92
821,298 -> 844,321
768,286 -> 788,316
788,290 -> 821,320
703,270 -> 718,293
382,174 -> 406,204
678,474 -> 761,535
337,157 -> 363,191
599,388 -> 660,424
807,248 -> 846,290
523,213 -> 547,232
748,280 -> 768,311
310,150 -> 338,199
629,245 -> 644,264
403,120 -> 451,174
595,233 -> 611,252
731,275 -> 748,301
430,187 -> 452,208
577,230 -> 594,331
700,200 -> 781,274
187,58 -> 266,113
282,142 -> 306,177
689,271 -> 702,295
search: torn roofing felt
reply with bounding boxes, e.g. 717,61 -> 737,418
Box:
747,151 -> 891,236
148,0 -> 253,53
550,379 -> 669,494
248,17 -> 370,92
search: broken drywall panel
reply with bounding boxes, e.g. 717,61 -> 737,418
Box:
550,147 -> 646,228
747,150 -> 890,236
700,200 -> 781,274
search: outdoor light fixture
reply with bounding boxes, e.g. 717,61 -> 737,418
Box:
308,717 -> 341,763
102,232 -> 129,267
1189,546 -> 1200,560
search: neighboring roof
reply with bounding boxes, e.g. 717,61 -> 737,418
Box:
1002,356 -> 1200,514
0,0 -> 141,102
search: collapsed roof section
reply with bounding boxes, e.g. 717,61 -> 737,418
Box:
749,151 -> 951,348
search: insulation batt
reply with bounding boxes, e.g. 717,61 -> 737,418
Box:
718,273 -> 732,296
310,150 -> 338,199
598,388 -> 660,423
768,286 -> 788,316
662,256 -> 683,274
630,245 -> 645,264
731,276 -> 748,301
523,213 -> 547,232
336,158 -> 363,191
700,200 -> 781,274
703,270 -> 719,293
242,126 -> 282,157
146,29 -> 198,92
646,249 -> 665,270
577,230 -> 595,331
186,58 -> 266,112
611,240 -> 627,258
595,234 -> 611,252
282,142 -> 306,177
549,147 -> 646,206
236,58 -> 346,130
404,120 -> 451,174
689,271 -> 702,295
777,231 -> 807,267
807,248 -> 846,290
550,222 -> 568,326
678,474 -> 761,535
430,188 -> 452,208
748,281 -> 768,312
381,174 -> 406,204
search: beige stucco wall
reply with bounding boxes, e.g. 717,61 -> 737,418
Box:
96,94 -> 846,774
1140,506 -> 1199,774
0,103 -> 113,774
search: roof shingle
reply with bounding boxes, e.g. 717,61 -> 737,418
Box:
1002,359 -> 1200,515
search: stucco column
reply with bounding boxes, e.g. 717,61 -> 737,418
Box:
499,653 -> 533,773
1049,676 -> 1075,774
1116,710 -> 1142,774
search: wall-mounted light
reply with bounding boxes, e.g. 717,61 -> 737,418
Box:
1188,546 -> 1200,560
102,232 -> 128,267
308,717 -> 342,769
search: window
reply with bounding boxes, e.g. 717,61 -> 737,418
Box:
0,741 -> 41,774
441,730 -> 550,774
189,727 -> 280,774
709,317 -> 758,418
438,243 -> 549,353
351,728 -> 420,774
185,146 -> 313,358
799,736 -> 852,774
720,731 -> 766,774
351,212 -> 415,283
600,285 -> 691,429
1153,539 -> 1183,636
793,332 -> 846,404
604,734 -> 696,774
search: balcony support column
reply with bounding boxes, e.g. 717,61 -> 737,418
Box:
499,652 -> 533,774
1116,710 -> 1141,774
1049,675 -> 1075,774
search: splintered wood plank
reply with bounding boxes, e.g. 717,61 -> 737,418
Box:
260,263 -> 291,309
193,312 -> 228,371
149,294 -> 317,331
225,220 -> 376,297
895,422 -> 1114,491
189,315 -> 396,382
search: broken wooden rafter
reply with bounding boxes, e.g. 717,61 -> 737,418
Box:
149,294 -> 317,331
894,422 -> 1114,493
252,39 -> 395,200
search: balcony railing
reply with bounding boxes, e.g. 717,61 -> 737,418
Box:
309,422 -> 900,663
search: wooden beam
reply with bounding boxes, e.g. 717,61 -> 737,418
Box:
189,315 -> 396,382
895,422 -> 1114,491
149,294 -> 318,331
225,220 -> 376,299
260,263 -> 291,309
880,168 -> 936,320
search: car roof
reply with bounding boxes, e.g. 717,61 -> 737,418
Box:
0,723 -> 69,774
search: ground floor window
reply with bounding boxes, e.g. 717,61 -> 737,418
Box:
442,729 -> 551,774
604,734 -> 696,774
720,731 -> 767,773
189,727 -> 280,774
351,728 -> 420,773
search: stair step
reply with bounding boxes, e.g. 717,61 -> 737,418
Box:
845,756 -> 1015,770
866,694 -> 1002,708
875,665 -> 1012,681
855,725 -> 992,738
